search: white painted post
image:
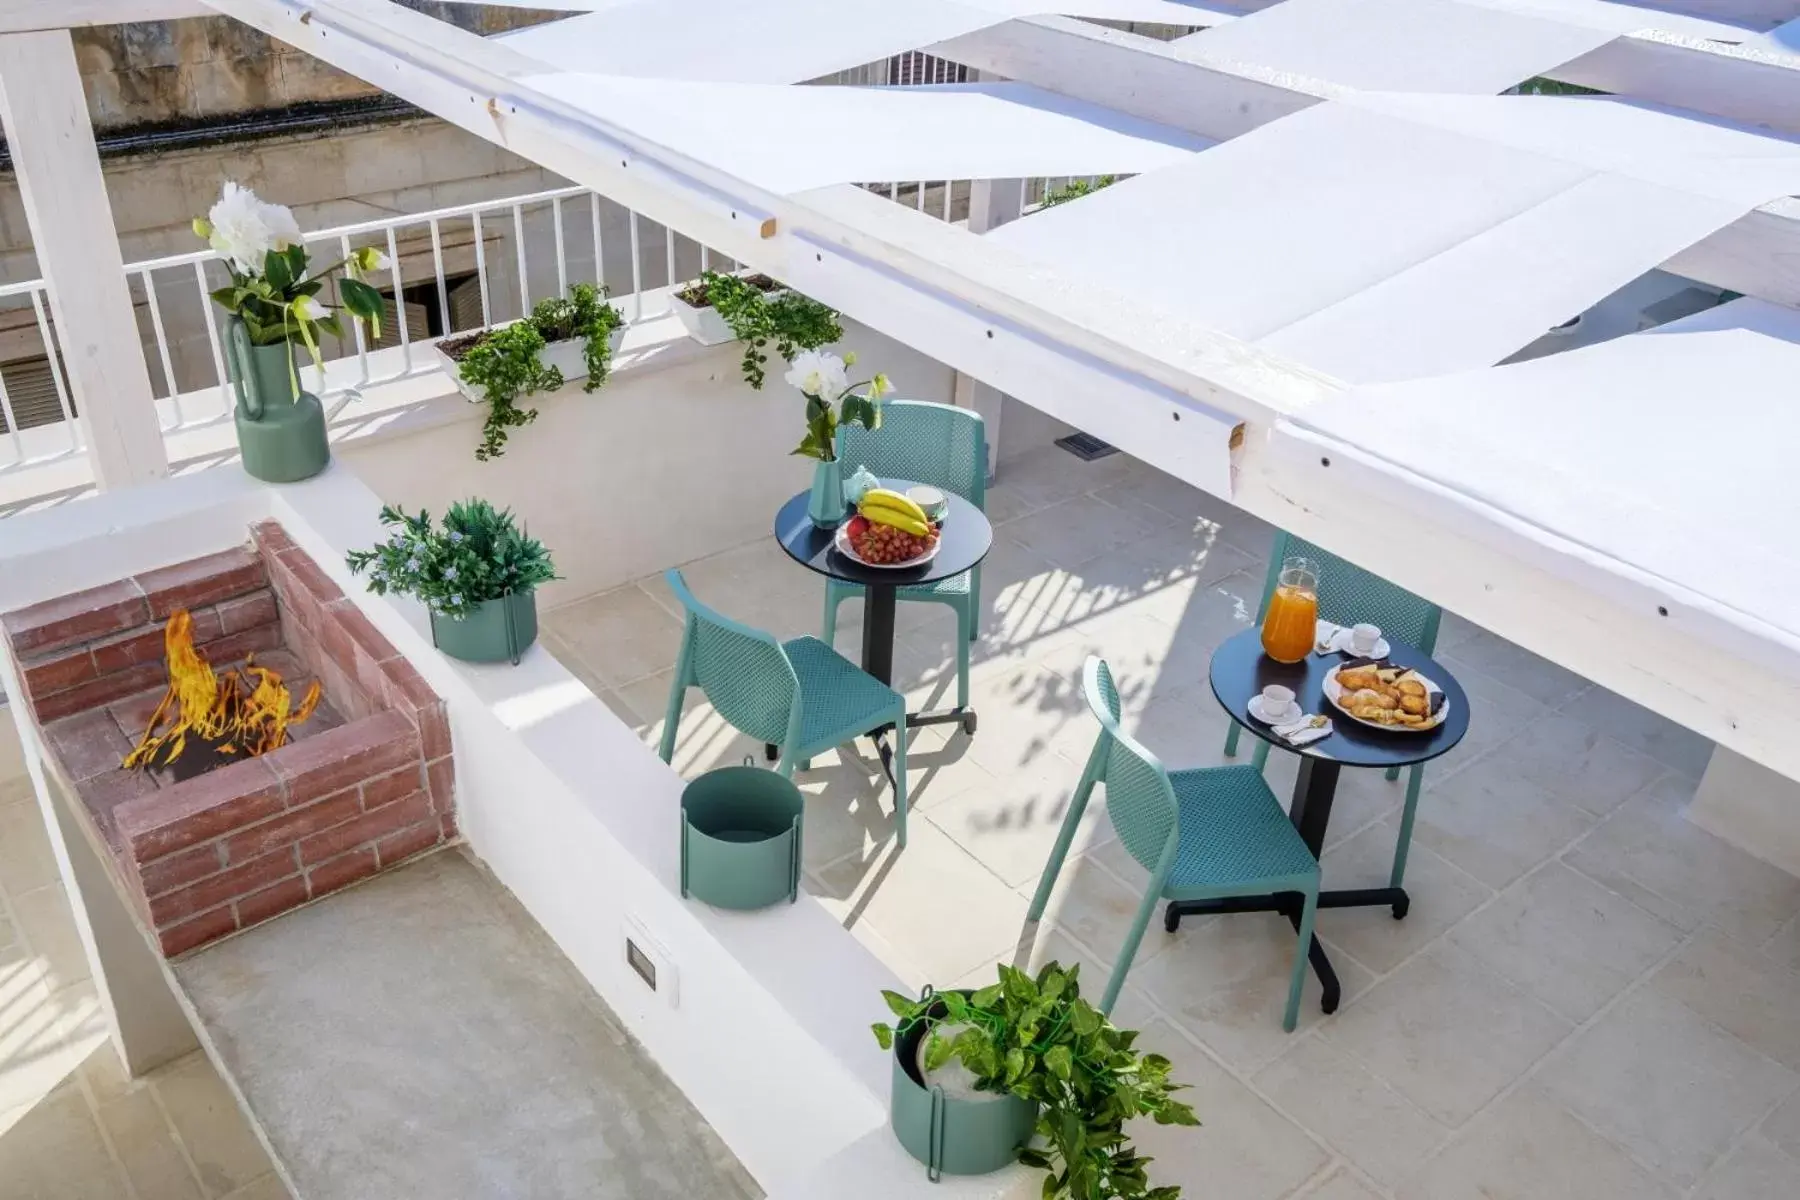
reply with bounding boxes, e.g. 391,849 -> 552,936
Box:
954,176 -> 1024,481
0,30 -> 168,489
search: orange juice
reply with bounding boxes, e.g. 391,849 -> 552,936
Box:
1260,557 -> 1320,664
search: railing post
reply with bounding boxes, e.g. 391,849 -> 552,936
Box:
0,30 -> 167,489
953,176 -> 1023,481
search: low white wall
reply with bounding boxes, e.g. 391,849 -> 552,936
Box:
336,312 -> 957,606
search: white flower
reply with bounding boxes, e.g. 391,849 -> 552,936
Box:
290,294 -> 330,323
351,246 -> 391,274
785,349 -> 848,400
203,182 -> 302,275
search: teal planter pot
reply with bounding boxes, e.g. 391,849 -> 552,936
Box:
807,458 -> 846,529
227,318 -> 331,484
680,765 -> 803,910
430,591 -> 539,664
890,990 -> 1040,1180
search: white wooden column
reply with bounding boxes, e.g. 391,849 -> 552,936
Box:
953,177 -> 1024,480
0,30 -> 167,488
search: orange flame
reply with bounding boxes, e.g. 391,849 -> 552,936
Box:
123,609 -> 321,772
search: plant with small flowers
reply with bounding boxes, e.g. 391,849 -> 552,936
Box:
346,500 -> 557,619
787,349 -> 889,462
194,182 -> 388,392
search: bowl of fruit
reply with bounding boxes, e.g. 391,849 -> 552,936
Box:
836,487 -> 942,569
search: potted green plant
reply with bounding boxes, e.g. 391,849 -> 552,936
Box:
872,962 -> 1198,1196
786,349 -> 889,528
670,271 -> 843,389
194,182 -> 387,483
433,283 -> 627,461
346,500 -> 558,665
1038,175 -> 1119,209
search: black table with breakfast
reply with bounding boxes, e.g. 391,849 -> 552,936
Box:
1177,624 -> 1471,1013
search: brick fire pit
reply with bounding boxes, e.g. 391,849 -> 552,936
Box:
2,521 -> 456,956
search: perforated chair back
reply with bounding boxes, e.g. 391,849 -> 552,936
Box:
1263,533 -> 1441,653
836,400 -> 986,508
1084,657 -> 1178,877
665,569 -> 798,746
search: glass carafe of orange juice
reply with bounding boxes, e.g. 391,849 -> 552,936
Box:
1260,556 -> 1320,664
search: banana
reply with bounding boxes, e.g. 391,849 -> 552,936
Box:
859,503 -> 928,537
859,488 -> 928,526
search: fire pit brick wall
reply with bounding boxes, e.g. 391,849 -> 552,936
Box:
3,526 -> 458,957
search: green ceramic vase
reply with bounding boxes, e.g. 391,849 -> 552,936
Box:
679,764 -> 804,910
890,989 -> 1040,1179
429,591 -> 539,665
807,458 -> 846,529
227,318 -> 331,484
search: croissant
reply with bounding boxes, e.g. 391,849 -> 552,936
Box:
1337,667 -> 1380,692
1347,687 -> 1396,710
1400,693 -> 1428,715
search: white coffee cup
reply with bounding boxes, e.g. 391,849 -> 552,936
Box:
1350,623 -> 1381,655
1259,684 -> 1296,717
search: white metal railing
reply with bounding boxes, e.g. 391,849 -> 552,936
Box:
0,278 -> 84,472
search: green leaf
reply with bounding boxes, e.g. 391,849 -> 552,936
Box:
871,1023 -> 894,1051
1044,1044 -> 1074,1080
1016,1148 -> 1051,1170
880,990 -> 916,1019
1005,1046 -> 1026,1085
339,277 -> 385,319
1070,1002 -> 1101,1038
924,1032 -> 955,1073
972,983 -> 1004,1009
263,247 -> 295,293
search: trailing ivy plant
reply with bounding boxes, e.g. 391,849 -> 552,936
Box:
346,499 -> 558,618
689,270 -> 843,390
872,961 -> 1199,1200
443,282 -> 626,461
1039,175 -> 1118,209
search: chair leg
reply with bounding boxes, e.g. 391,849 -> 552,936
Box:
1102,883 -> 1162,1017
1283,886 -> 1320,1032
1027,760 -> 1099,921
1384,765 -> 1400,783
954,602 -> 972,711
821,584 -> 842,649
1251,738 -> 1271,773
775,750 -> 797,780
1389,763 -> 1425,889
658,683 -> 684,764
890,702 -> 909,848
1223,723 -> 1242,758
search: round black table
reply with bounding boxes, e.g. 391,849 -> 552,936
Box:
1166,626 -> 1471,1013
774,479 -> 993,736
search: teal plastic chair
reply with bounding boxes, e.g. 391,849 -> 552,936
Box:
1225,532 -> 1442,890
660,569 -> 910,846
1031,656 -> 1320,1028
821,401 -> 986,721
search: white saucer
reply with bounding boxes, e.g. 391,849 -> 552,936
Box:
1247,696 -> 1303,725
1332,630 -> 1390,659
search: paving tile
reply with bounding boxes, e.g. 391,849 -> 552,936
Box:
11,883 -> 91,991
1003,494 -> 1175,571
1322,945 -> 1571,1127
1451,862 -> 1681,1022
1431,624 -> 1593,709
1762,1086 -> 1800,1161
1411,767 -> 1595,890
1021,851 -> 1173,978
1648,928 -> 1800,1070
1301,1169 -> 1386,1200
0,974 -> 81,1114
954,660 -> 1094,778
1496,714 -> 1666,818
1132,912 -> 1374,1073
1696,1136 -> 1800,1200
0,1089 -> 129,1199
1125,1018 -> 1330,1200
1398,1086 -> 1680,1200
539,584 -> 683,689
1057,519 -> 1259,632
1567,685 -> 1716,779
151,1053 -> 277,1197
0,802 -> 58,896
1254,1035 -> 1449,1189
1565,774 -> 1800,946
984,443 -> 1139,525
98,1088 -> 205,1200
1317,819 -> 1492,974
1536,989 -> 1797,1186
1428,656 -> 1553,779
922,754 -> 1113,887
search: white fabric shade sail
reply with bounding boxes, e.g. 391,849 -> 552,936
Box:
518,76 -> 1213,191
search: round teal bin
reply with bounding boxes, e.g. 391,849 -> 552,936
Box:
890,990 -> 1040,1180
680,765 -> 804,910
430,591 -> 539,665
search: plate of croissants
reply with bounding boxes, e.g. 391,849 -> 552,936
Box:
1322,658 -> 1451,732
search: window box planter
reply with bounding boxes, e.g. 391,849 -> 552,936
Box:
430,590 -> 540,665
889,989 -> 1040,1179
669,272 -> 782,346
679,763 -> 804,910
434,325 -> 626,404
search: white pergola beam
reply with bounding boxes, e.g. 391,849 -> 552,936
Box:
0,30 -> 167,489
0,2 -> 210,33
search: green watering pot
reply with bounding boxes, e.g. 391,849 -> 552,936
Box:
227,318 -> 331,484
429,591 -> 539,665
890,989 -> 1040,1179
680,764 -> 804,911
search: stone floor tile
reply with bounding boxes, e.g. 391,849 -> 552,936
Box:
921,755 -> 1113,887
1496,715 -> 1666,819
98,1088 -> 205,1200
1004,494 -> 1178,572
810,820 -> 1029,988
1317,820 -> 1492,974
1057,520 -> 1259,632
1565,774 -> 1800,945
1696,1136 -> 1800,1200
1397,1086 -> 1680,1200
1126,1018 -> 1329,1200
953,660 -> 1093,778
1031,604 -> 1231,718
151,1053 -> 277,1197
1131,683 -> 1242,771
0,1089 -> 130,1200
984,443 -> 1140,526
1648,928 -> 1800,1071
1426,657 -> 1552,779
1431,625 -> 1593,709
1411,768 -> 1595,890
1566,685 -> 1715,779
1323,945 -> 1571,1127
1254,1035 -> 1449,1189
540,583 -> 683,689
1450,862 -> 1681,1023
10,884 -> 91,991
1091,465 -> 1233,527
1535,990 -> 1797,1187
1762,912 -> 1800,971
1132,912 -> 1374,1073
0,975 -> 80,1115
1762,1086 -> 1800,1161
0,802 -> 59,897
1022,851 -> 1174,977
1301,1168 -> 1386,1200
217,1175 -> 294,1200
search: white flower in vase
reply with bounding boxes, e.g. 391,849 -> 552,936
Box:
785,348 -> 849,400
202,182 -> 298,274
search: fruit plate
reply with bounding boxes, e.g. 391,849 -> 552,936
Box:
1321,661 -> 1451,734
833,522 -> 942,570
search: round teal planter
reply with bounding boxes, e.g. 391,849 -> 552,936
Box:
226,318 -> 331,484
429,591 -> 539,664
890,990 -> 1040,1180
680,765 -> 803,910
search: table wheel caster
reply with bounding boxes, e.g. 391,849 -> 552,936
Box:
764,743 -> 779,763
1163,905 -> 1182,933
1392,896 -> 1410,920
961,711 -> 978,735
